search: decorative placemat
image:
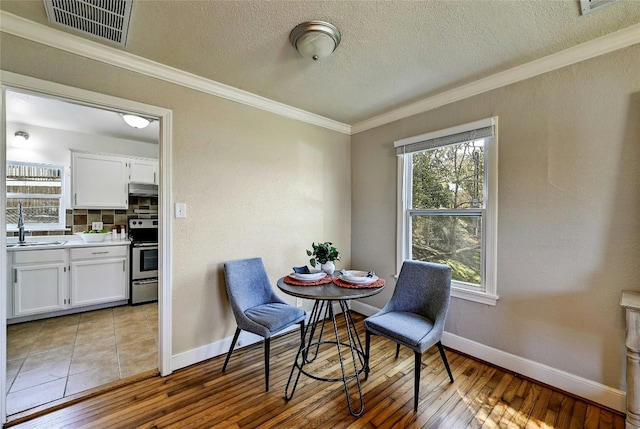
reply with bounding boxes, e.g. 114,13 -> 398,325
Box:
333,277 -> 385,289
284,275 -> 334,286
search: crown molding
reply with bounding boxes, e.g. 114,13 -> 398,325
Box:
2,11 -> 639,137
352,22 -> 640,134
0,11 -> 351,135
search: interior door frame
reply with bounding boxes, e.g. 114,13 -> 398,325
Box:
0,70 -> 173,424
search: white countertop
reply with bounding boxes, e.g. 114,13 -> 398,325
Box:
6,234 -> 131,251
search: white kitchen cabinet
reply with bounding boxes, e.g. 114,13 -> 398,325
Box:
129,159 -> 158,185
10,249 -> 68,317
72,152 -> 128,209
7,244 -> 129,321
70,246 -> 128,307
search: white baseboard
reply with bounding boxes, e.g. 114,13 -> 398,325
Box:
350,301 -> 626,413
351,300 -> 380,317
171,303 -> 348,370
172,302 -> 625,413
171,324 -> 299,371
442,332 -> 626,413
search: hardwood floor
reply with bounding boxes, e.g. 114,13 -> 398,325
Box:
6,313 -> 624,429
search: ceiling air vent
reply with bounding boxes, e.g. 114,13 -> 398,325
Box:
43,0 -> 133,47
579,0 -> 619,15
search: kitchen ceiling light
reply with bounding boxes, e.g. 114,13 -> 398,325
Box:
13,131 -> 29,145
290,21 -> 341,61
121,114 -> 151,129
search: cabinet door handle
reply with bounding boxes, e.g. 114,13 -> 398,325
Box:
14,268 -> 17,284
123,260 -> 126,271
92,251 -> 110,255
154,172 -> 157,184
74,193 -> 77,205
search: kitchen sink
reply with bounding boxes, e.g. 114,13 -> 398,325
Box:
7,241 -> 67,248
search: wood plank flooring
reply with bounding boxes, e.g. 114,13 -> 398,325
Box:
6,313 -> 625,429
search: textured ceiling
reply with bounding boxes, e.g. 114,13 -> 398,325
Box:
1,0 -> 640,126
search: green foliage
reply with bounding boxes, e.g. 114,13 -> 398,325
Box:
412,152 -> 450,209
410,140 -> 485,285
443,259 -> 481,284
306,242 -> 340,267
411,142 -> 484,210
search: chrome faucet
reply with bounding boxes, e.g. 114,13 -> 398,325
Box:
17,200 -> 26,244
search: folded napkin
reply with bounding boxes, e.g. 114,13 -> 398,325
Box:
293,266 -> 311,274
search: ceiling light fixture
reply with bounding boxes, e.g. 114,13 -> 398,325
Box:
289,21 -> 341,61
13,131 -> 29,145
121,114 -> 151,129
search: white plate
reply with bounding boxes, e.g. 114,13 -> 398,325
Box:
340,270 -> 378,285
290,272 -> 326,282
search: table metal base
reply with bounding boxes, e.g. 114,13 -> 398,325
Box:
285,299 -> 366,416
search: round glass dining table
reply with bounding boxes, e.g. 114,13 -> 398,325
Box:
277,275 -> 384,417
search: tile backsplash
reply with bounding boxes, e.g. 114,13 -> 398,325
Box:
7,196 -> 158,237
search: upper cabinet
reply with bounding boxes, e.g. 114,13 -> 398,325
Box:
72,152 -> 128,209
129,158 -> 158,185
71,152 -> 158,209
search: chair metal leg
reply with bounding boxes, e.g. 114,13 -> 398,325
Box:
264,337 -> 270,391
414,351 -> 421,411
437,341 -> 454,383
222,327 -> 241,372
365,330 -> 371,380
395,343 -> 401,358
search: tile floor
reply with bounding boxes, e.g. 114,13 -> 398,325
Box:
5,302 -> 158,416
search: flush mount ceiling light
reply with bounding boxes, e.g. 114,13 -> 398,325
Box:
289,21 -> 341,61
13,131 -> 29,145
121,114 -> 151,129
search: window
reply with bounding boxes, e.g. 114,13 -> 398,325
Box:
6,161 -> 66,231
395,118 -> 498,305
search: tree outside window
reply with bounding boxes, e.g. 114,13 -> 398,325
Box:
410,140 -> 484,287
396,117 -> 498,305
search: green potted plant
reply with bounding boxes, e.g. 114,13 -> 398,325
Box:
307,242 -> 340,274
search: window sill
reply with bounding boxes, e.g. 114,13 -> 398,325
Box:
451,286 -> 499,306
391,274 -> 499,306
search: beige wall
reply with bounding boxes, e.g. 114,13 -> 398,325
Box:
352,44 -> 640,389
0,33 -> 352,355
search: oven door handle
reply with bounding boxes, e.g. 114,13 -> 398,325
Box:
133,279 -> 158,285
133,243 -> 158,248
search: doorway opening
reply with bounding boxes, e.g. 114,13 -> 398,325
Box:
1,73 -> 172,424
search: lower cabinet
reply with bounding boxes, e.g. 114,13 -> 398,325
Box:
8,245 -> 129,320
11,249 -> 67,317
70,246 -> 128,306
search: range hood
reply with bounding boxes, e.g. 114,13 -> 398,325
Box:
129,183 -> 158,197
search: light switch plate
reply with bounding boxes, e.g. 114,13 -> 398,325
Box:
92,221 -> 103,230
175,203 -> 187,218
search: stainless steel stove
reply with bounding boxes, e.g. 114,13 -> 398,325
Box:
129,218 -> 158,305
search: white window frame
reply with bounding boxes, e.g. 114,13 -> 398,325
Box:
395,117 -> 499,305
6,161 -> 66,232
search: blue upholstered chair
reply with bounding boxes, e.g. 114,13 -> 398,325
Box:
222,257 -> 306,391
364,260 -> 454,411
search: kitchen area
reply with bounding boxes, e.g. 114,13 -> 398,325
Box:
5,90 -> 160,416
